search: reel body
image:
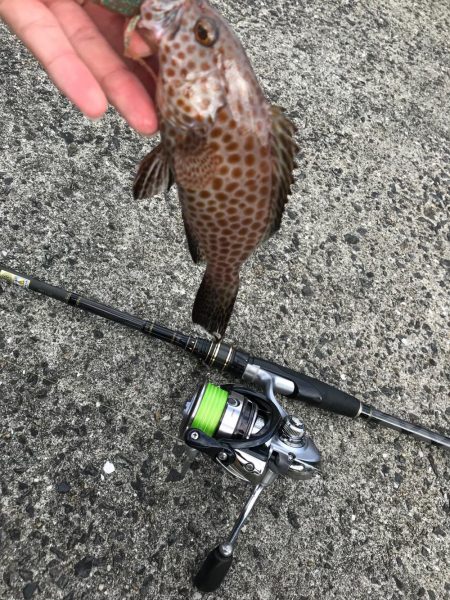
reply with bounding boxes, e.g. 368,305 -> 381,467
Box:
180,379 -> 321,591
182,382 -> 320,483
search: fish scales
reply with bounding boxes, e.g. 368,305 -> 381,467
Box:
134,0 -> 297,337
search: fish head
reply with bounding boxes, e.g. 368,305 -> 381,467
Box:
138,0 -> 268,136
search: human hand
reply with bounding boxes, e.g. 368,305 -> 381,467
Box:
0,0 -> 158,135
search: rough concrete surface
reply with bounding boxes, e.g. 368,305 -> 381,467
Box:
0,1 -> 449,599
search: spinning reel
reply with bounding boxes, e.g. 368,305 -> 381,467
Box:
180,374 -> 321,592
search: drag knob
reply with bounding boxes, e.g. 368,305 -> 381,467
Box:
281,416 -> 305,446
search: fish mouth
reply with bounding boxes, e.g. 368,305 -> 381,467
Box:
139,1 -> 185,36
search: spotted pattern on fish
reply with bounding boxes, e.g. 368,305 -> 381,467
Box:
134,0 -> 298,337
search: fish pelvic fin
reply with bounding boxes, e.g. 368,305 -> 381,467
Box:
183,216 -> 206,264
133,143 -> 174,199
178,188 -> 206,264
192,267 -> 239,338
264,106 -> 298,240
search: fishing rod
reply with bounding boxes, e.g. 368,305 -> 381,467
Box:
1,264 -> 449,451
2,264 -> 449,591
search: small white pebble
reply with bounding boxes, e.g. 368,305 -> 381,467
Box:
103,461 -> 115,474
99,584 -> 104,591
1,250 -> 7,257
351,514 -> 356,522
340,374 -> 347,380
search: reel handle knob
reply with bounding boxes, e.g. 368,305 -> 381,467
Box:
193,544 -> 233,592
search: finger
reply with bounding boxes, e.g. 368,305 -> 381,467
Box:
49,1 -> 158,135
0,0 -> 108,118
124,26 -> 153,60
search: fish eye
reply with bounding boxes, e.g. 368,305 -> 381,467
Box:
194,17 -> 219,47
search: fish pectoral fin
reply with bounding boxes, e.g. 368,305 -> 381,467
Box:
182,212 -> 206,264
133,144 -> 174,199
264,106 -> 298,240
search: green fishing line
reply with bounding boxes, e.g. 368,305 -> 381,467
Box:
191,384 -> 228,437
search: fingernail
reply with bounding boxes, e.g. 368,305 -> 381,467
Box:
142,129 -> 159,138
140,117 -> 159,137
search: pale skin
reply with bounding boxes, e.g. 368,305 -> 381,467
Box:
0,0 -> 157,135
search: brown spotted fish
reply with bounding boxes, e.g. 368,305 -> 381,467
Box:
134,0 -> 297,337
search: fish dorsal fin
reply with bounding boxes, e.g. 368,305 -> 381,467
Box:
264,106 -> 298,240
133,143 -> 174,200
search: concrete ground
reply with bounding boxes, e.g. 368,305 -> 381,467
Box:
0,0 -> 449,599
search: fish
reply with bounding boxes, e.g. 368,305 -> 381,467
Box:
134,0 -> 297,338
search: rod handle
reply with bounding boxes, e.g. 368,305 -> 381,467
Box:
251,357 -> 362,417
291,371 -> 362,417
193,545 -> 233,592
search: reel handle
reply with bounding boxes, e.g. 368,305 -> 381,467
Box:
194,483 -> 268,591
193,545 -> 233,593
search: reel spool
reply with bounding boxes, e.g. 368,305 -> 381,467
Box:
181,382 -> 265,440
180,379 -> 321,592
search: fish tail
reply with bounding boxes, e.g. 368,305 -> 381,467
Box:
192,266 -> 239,338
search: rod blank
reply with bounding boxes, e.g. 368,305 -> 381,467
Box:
361,405 -> 450,450
1,264 -> 449,452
